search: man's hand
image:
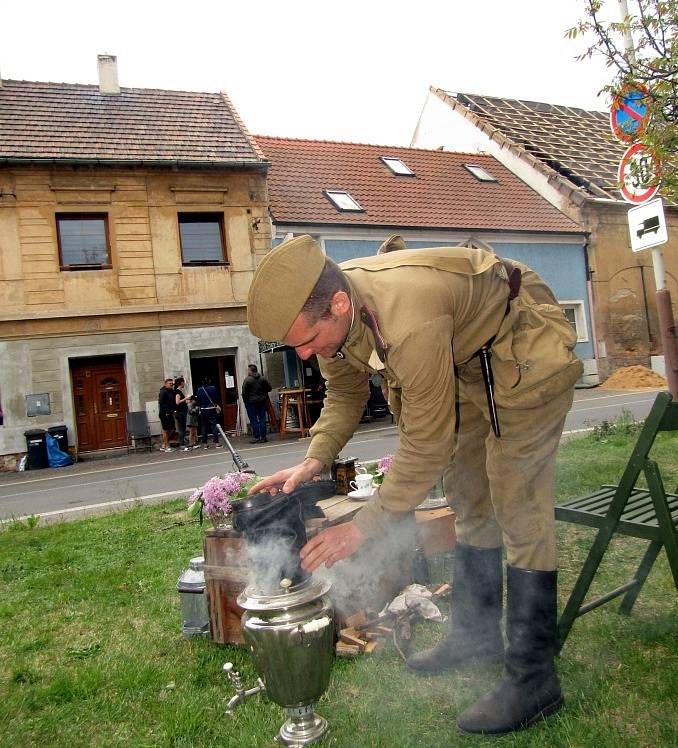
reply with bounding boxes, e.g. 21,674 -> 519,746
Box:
248,457 -> 324,496
300,522 -> 365,571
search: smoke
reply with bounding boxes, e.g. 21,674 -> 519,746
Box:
314,514 -> 419,615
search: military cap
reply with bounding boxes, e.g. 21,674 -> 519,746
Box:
247,235 -> 326,340
377,234 -> 407,254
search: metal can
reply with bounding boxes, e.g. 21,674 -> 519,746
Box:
332,457 -> 357,495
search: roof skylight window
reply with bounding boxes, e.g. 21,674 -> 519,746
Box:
464,164 -> 498,182
324,190 -> 364,212
380,156 -> 415,176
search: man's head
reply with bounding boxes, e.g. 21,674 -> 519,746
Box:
247,364 -> 258,375
247,235 -> 352,359
164,378 -> 174,390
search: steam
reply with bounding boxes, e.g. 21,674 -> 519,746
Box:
245,530 -> 304,595
314,514 -> 419,615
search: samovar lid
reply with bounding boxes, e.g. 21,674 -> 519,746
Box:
237,577 -> 332,611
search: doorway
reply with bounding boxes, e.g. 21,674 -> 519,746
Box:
70,356 -> 129,451
189,353 -> 239,432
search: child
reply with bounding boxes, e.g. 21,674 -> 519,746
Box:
185,396 -> 200,450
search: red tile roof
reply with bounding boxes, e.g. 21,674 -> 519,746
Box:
433,90 -> 626,201
254,136 -> 581,234
0,80 -> 265,166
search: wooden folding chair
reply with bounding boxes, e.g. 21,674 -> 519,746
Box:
555,390 -> 678,650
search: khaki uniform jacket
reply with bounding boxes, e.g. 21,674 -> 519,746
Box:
304,247 -> 583,537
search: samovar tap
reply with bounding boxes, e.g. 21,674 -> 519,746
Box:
223,662 -> 265,714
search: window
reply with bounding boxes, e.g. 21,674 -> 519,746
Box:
324,190 -> 364,212
464,164 -> 498,182
380,156 -> 415,176
560,301 -> 588,342
178,213 -> 227,264
56,214 -> 111,269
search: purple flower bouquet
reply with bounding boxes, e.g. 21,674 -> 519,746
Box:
187,472 -> 260,527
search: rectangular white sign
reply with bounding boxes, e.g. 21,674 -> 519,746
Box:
628,197 -> 668,252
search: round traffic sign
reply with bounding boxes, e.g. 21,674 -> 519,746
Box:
610,83 -> 650,143
618,143 -> 660,204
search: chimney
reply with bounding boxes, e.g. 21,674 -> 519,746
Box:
97,54 -> 120,95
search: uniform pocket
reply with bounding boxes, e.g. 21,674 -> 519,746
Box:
491,296 -> 583,409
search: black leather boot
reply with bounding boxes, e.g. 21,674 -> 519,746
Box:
406,543 -> 504,673
457,566 -> 563,734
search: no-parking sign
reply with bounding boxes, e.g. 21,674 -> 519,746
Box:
618,143 -> 661,204
610,83 -> 650,142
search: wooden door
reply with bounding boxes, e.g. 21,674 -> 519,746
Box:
71,358 -> 129,451
217,355 -> 239,431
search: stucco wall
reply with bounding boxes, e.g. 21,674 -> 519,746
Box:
0,330 -> 163,456
0,165 -> 269,316
584,202 -> 678,374
160,323 -> 262,428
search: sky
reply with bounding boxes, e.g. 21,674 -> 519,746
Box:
2,0 -> 618,147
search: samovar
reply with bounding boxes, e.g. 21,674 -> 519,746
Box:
223,481 -> 336,746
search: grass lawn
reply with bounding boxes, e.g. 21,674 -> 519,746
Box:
1,427 -> 677,747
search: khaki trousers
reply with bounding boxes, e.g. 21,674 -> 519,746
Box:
443,360 -> 573,571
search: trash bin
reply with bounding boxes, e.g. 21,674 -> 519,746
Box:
24,429 -> 48,470
47,425 -> 69,454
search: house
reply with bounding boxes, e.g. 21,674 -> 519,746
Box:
255,135 -> 593,384
413,89 -> 678,376
0,56 -> 270,465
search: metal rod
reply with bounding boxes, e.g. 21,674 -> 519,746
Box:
215,424 -> 255,474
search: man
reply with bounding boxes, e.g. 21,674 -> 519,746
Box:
196,377 -> 222,448
157,377 -> 175,453
247,235 -> 582,736
241,364 -> 272,443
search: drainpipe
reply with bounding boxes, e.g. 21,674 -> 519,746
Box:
583,238 -> 601,368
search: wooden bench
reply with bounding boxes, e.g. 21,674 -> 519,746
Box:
555,391 -> 678,650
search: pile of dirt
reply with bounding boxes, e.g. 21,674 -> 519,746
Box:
600,365 -> 667,390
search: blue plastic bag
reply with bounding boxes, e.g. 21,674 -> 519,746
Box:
45,432 -> 73,468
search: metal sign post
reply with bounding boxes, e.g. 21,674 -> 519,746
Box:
614,0 -> 677,394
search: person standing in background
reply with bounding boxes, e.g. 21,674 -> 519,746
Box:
173,377 -> 189,450
241,364 -> 272,444
157,377 -> 175,453
197,377 -> 222,448
186,395 -> 200,450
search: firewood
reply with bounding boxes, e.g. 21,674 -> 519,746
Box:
336,642 -> 360,657
364,640 -> 381,654
355,615 -> 390,632
432,583 -> 451,598
339,628 -> 367,650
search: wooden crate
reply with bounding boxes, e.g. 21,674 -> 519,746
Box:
415,507 -> 456,558
203,528 -> 248,645
202,498 -> 455,645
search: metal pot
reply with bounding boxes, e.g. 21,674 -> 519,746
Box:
225,576 -> 334,746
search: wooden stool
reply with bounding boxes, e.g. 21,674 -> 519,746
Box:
279,388 -> 309,437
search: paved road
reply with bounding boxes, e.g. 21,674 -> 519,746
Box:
0,388 -> 662,523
